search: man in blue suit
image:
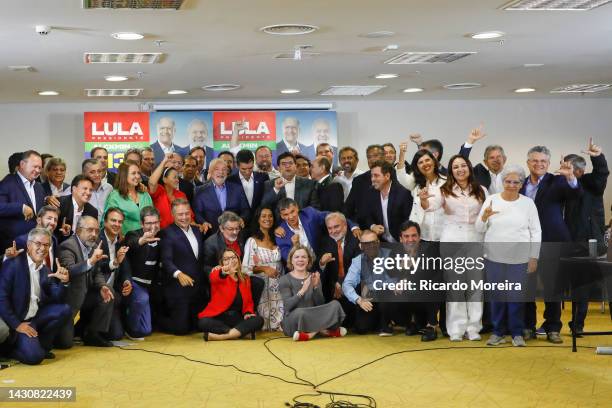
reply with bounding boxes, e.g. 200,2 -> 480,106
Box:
0,150 -> 46,253
0,228 -> 71,365
158,198 -> 206,335
274,198 -> 361,265
151,117 -> 189,165
521,145 -> 582,344
193,158 -> 250,234
275,117 -> 314,161
227,150 -> 269,228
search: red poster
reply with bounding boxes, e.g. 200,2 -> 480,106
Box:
84,112 -> 150,143
212,111 -> 276,151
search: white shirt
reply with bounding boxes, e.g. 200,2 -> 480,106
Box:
334,169 -> 363,201
283,140 -> 299,153
25,255 -> 43,320
17,171 -> 37,213
486,166 -> 504,195
239,172 -> 255,207
104,232 -> 119,286
379,185 -> 395,243
173,225 -> 199,278
409,177 -> 446,241
72,198 -> 83,233
50,183 -> 71,197
256,165 -> 281,180
90,183 -> 113,219
287,219 -> 312,250
318,174 -> 331,185
281,177 -> 296,200
160,143 -> 175,154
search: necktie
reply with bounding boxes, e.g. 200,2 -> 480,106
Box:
337,240 -> 345,280
45,252 -> 52,270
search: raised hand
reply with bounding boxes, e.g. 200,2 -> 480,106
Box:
481,202 -> 500,222
409,133 -> 423,146
60,217 -> 71,236
418,186 -> 435,209
467,124 -> 486,144
115,246 -> 129,265
273,177 -> 286,191
48,259 -> 70,283
554,155 -> 575,181
581,137 -> 602,157
139,230 -> 161,246
319,252 -> 336,267
4,241 -> 24,259
290,234 -> 300,246
89,241 -> 108,265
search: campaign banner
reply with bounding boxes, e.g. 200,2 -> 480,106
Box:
84,112 -> 150,171
213,111 -> 276,152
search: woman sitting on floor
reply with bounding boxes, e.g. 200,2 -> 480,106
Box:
279,245 -> 347,341
197,249 -> 264,341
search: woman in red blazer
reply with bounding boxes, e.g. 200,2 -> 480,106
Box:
197,249 -> 264,341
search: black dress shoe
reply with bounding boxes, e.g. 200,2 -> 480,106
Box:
83,332 -> 113,347
421,327 -> 438,342
250,331 -> 256,340
405,323 -> 419,336
203,332 -> 209,342
44,351 -> 56,359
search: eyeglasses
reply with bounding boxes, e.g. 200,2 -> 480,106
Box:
143,221 -> 160,226
223,255 -> 238,262
29,240 -> 51,249
223,226 -> 241,233
503,180 -> 522,186
82,227 -> 100,233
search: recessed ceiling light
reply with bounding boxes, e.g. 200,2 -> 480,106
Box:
111,32 -> 144,40
471,31 -> 505,40
202,84 -> 241,92
38,90 -> 59,96
105,75 -> 128,82
281,89 -> 301,94
167,90 -> 188,95
523,63 -> 544,68
403,88 -> 424,93
515,87 -> 536,93
374,73 -> 399,79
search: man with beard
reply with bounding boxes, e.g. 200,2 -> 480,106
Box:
334,147 -> 363,201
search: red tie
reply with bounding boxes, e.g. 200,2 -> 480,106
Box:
45,252 -> 52,270
337,240 -> 345,280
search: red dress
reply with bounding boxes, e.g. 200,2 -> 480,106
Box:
151,186 -> 192,228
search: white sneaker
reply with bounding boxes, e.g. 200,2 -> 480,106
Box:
467,333 -> 481,341
450,335 -> 462,342
126,334 -> 144,341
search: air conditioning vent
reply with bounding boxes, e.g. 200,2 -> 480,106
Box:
84,53 -> 163,64
8,65 -> 35,72
83,0 -> 185,9
319,86 -> 386,96
201,84 -> 241,92
502,0 -> 612,10
385,52 -> 476,65
274,52 -> 319,60
444,83 -> 483,90
86,88 -> 143,97
550,84 -> 612,93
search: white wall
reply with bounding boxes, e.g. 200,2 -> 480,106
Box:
1,98 -> 611,219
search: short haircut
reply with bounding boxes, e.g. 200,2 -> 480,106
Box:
81,158 -> 100,172
316,142 -> 332,153
236,149 -> 255,165
399,220 -> 421,236
77,215 -> 97,230
44,157 -> 66,173
366,144 -> 383,156
124,148 -> 142,161
208,158 -> 227,173
70,174 -> 94,189
189,146 -> 206,156
382,143 -> 396,152
314,156 -> 331,173
90,146 -> 108,157
141,147 -> 154,154
339,146 -> 358,160
564,154 -> 587,170
422,139 -> 443,161
104,207 -> 125,222
484,145 -> 506,160
360,229 -> 379,242
294,154 -> 311,166
370,159 -> 394,176
255,145 -> 272,156
140,206 -> 160,222
527,145 -> 551,160
217,150 -> 235,160
171,198 -> 190,213
277,151 -> 296,167
37,205 -> 60,218
8,152 -> 23,174
183,154 -> 197,164
286,245 -> 315,271
278,197 -> 299,212
500,164 -> 526,182
27,227 -> 51,243
325,212 -> 347,225
21,150 -> 41,162
218,211 -> 242,227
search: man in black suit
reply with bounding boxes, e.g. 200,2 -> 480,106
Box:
57,216 -> 115,348
317,212 -> 361,328
364,160 -> 413,242
311,156 -> 344,212
275,116 -> 314,160
227,149 -> 269,225
55,175 -> 99,243
179,154 -> 203,205
344,144 -> 385,227
459,143 -> 507,194
262,152 -> 320,212
90,147 -> 116,187
158,198 -> 205,335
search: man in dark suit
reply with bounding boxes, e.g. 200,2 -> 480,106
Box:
262,152 -> 320,212
158,199 -> 205,335
55,175 -> 99,243
98,208 -> 131,340
345,145 -> 385,227
311,156 -> 344,212
189,146 -> 214,184
315,143 -> 341,176
193,158 -> 250,234
179,154 -> 203,205
317,212 -> 361,327
119,206 -> 162,339
364,160 -> 413,242
0,150 -> 46,253
0,228 -> 71,365
521,145 -> 582,344
57,216 -> 115,348
151,117 -> 189,165
275,116 -> 314,160
90,146 -> 116,187
227,150 -> 269,224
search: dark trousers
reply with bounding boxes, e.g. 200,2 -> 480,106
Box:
487,261 -> 527,337
570,302 -> 589,331
409,302 -> 439,328
124,282 -> 153,338
198,311 -> 264,335
157,289 -> 202,335
55,288 -> 114,349
354,302 -> 400,334
525,302 -> 562,333
12,304 -> 71,365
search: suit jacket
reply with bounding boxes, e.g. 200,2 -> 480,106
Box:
344,170 -> 372,227
151,141 -> 189,165
106,171 -> 116,187
179,177 -> 203,205
119,228 -> 161,285
55,195 -> 99,243
261,176 -> 320,211
275,141 -> 315,160
160,224 -> 206,299
193,182 -> 250,233
0,173 -> 46,251
364,181 -> 414,242
520,173 -> 582,242
0,252 -> 65,330
316,175 -> 344,212
99,232 -> 129,292
227,171 -> 269,214
203,231 -> 245,276
41,181 -> 70,198
59,235 -> 108,312
318,231 -> 361,302
459,144 -> 490,189
14,232 -> 59,273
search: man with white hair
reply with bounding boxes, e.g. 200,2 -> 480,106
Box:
151,116 -> 188,165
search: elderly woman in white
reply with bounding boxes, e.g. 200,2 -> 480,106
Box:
422,155 -> 488,341
475,164 -> 541,347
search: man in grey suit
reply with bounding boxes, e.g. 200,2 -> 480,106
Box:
262,151 -> 319,212
56,216 -> 115,348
